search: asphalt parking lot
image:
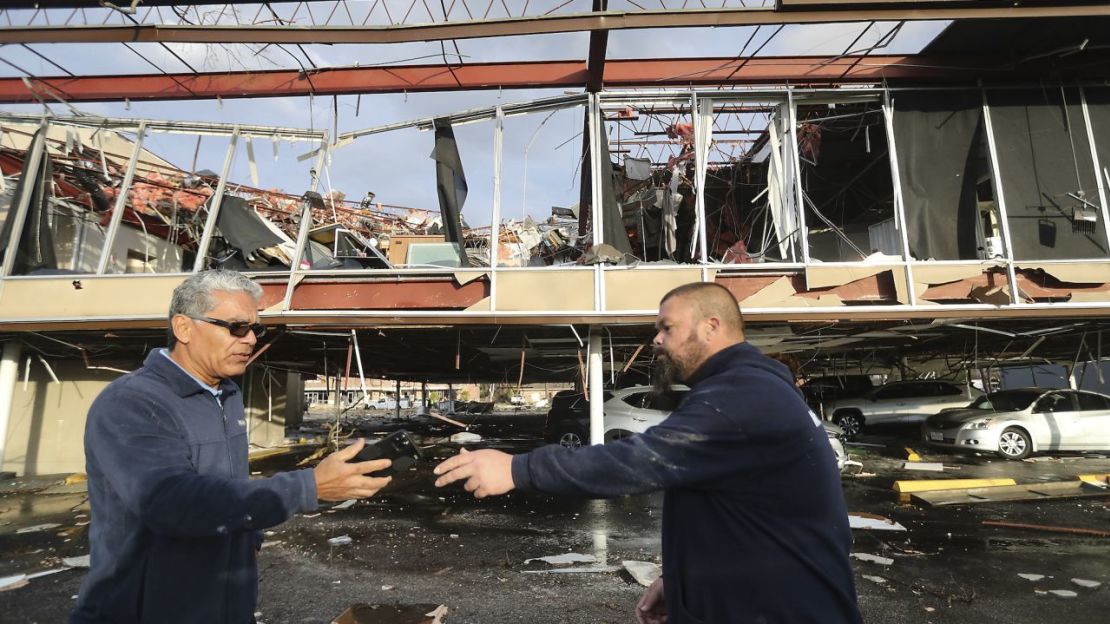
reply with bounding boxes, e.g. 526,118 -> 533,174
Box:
2,413 -> 1108,623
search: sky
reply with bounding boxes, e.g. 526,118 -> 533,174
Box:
0,2 -> 949,227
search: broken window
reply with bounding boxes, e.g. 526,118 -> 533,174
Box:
794,96 -> 897,263
602,97 -> 697,263
496,104 -> 586,267
0,119 -> 331,277
987,88 -> 1107,260
91,127 -> 217,275
314,125 -> 440,270
700,98 -> 796,264
0,125 -> 54,276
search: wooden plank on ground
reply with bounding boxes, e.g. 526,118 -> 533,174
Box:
912,481 -> 1110,506
895,478 -> 1015,493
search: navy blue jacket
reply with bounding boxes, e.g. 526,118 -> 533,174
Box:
71,350 -> 318,624
512,342 -> 861,624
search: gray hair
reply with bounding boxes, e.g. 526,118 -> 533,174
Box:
167,270 -> 263,349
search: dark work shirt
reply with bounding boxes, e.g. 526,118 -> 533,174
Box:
512,342 -> 862,624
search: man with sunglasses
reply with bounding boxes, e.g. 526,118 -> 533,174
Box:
72,270 -> 392,624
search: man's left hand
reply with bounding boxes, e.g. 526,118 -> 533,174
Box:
433,448 -> 515,498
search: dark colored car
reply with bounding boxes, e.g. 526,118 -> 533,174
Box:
542,389 -> 612,448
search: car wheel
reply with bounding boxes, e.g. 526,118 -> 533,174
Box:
835,412 -> 863,438
997,427 -> 1032,460
556,428 -> 585,449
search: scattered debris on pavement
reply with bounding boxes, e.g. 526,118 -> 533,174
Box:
1046,589 -> 1078,599
521,566 -> 622,574
332,603 -> 448,624
523,553 -> 596,565
62,555 -> 90,568
851,553 -> 894,566
0,575 -> 30,592
622,560 -> 662,586
848,512 -> 907,532
15,523 -> 61,534
903,462 -> 945,472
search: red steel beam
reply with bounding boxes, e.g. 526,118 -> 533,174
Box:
0,55 -> 1061,103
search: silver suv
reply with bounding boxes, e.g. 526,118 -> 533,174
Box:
826,380 -> 981,438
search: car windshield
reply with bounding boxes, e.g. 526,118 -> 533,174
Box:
968,390 -> 1043,411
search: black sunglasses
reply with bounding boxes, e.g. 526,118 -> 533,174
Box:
189,316 -> 267,339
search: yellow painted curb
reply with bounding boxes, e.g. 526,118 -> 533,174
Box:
894,478 -> 1016,494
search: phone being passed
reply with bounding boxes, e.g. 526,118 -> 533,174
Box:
351,430 -> 422,477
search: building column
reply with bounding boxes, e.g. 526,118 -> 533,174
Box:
588,330 -> 605,445
0,342 -> 23,467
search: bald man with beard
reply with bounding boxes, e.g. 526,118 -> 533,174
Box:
434,282 -> 861,624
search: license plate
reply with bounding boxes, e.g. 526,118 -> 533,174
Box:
928,432 -> 943,441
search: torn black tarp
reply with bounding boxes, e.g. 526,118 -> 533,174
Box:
988,88 -> 1106,260
0,128 -> 57,275
893,90 -> 984,260
577,120 -> 634,258
431,118 -> 470,267
215,194 -> 283,260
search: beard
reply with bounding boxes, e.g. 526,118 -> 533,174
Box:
652,332 -> 707,393
652,352 -> 680,394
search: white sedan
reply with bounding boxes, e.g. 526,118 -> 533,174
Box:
922,388 -> 1110,460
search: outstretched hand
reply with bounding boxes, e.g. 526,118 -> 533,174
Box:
433,448 -> 515,498
313,439 -> 393,502
636,577 -> 667,624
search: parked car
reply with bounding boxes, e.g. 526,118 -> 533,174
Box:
922,388 -> 1110,460
826,380 -> 982,437
803,374 -> 875,412
543,386 -> 848,472
543,389 -> 610,448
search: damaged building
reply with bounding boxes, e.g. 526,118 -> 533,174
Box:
1,5 -> 1110,476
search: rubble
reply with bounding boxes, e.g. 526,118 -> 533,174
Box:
332,603 -> 447,624
622,560 -> 662,587
848,513 -> 907,532
523,553 -> 596,565
1047,590 -> 1079,599
851,553 -> 894,566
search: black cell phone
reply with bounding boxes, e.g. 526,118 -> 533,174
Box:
352,430 -> 422,476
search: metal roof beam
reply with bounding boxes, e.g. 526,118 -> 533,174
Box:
585,0 -> 609,93
0,54 -> 1061,103
3,3 -> 1110,45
